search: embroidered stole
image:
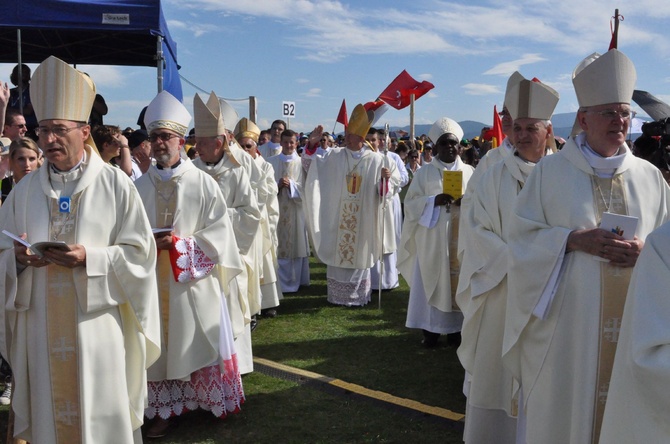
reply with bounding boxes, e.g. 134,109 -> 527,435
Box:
336,153 -> 366,267
591,174 -> 631,443
46,194 -> 82,442
155,179 -> 178,348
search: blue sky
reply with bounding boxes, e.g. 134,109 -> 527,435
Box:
2,0 -> 669,133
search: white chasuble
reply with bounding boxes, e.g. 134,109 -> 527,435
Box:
0,147 -> 160,444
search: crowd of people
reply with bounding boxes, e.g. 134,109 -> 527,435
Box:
0,46 -> 669,444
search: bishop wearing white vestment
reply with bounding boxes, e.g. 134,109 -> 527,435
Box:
457,75 -> 559,444
502,50 -> 670,444
303,107 -> 399,306
0,56 -> 160,444
398,118 -> 474,347
136,91 -> 246,438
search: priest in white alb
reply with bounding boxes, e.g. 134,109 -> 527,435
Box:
398,117 -> 474,347
502,49 -> 670,444
457,75 -> 559,444
135,91 -> 246,438
0,56 -> 160,444
267,129 -> 310,293
234,118 -> 283,317
303,104 -> 399,306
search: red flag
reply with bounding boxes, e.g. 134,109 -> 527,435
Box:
336,99 -> 348,128
364,100 -> 390,126
491,105 -> 504,148
378,70 -> 435,110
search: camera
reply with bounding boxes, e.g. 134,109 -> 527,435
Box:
641,117 -> 670,137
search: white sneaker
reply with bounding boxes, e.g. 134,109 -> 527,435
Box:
0,382 -> 11,405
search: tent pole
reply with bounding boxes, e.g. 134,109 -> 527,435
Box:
156,35 -> 164,93
16,29 -> 24,113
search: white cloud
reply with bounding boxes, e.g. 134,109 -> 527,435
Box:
484,54 -> 548,76
303,88 -> 321,97
296,78 -> 310,84
79,65 -> 126,88
462,83 -> 501,96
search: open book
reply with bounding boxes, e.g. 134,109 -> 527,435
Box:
2,230 -> 71,258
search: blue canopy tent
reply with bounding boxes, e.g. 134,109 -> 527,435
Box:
0,0 -> 182,100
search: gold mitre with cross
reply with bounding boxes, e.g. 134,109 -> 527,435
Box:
144,90 -> 191,136
31,56 -> 97,124
193,91 -> 226,137
347,104 -> 374,138
234,118 -> 260,143
573,49 -> 636,107
505,76 -> 560,120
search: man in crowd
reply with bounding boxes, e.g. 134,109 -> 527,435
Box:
0,55 -> 160,443
502,49 -> 670,444
267,129 -> 310,293
3,109 -> 28,142
457,75 -> 559,443
127,129 -> 151,180
303,104 -> 399,306
366,128 -> 407,291
257,119 -> 285,158
398,117 -> 474,348
135,90 -> 245,438
192,91 -> 263,372
234,117 -> 282,323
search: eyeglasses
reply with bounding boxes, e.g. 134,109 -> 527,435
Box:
149,133 -> 180,142
321,139 -> 328,142
35,125 -> 83,138
243,144 -> 255,149
11,123 -> 27,129
586,109 -> 632,120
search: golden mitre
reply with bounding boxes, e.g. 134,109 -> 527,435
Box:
347,104 -> 374,138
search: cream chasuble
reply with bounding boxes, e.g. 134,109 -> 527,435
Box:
502,137 -> 670,444
303,147 -> 399,270
0,147 -> 160,444
135,161 -> 243,382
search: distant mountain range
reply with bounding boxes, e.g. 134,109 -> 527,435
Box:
391,112 -> 652,141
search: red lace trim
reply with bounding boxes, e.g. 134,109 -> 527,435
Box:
168,236 -> 216,283
146,360 -> 245,420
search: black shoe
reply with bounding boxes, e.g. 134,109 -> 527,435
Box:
446,332 -> 462,348
261,308 -> 277,318
421,330 -> 440,348
250,316 -> 258,332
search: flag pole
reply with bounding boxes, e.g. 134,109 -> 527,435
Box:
378,123 -> 391,310
409,94 -> 416,150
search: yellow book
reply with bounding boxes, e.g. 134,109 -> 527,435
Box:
442,170 -> 463,199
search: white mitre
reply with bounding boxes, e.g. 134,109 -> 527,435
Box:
144,90 -> 191,135
194,91 -> 226,137
428,117 -> 464,143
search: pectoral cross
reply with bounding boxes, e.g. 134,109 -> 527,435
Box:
161,208 -> 173,226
